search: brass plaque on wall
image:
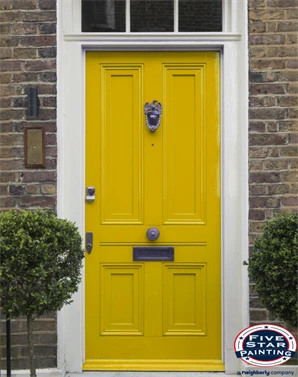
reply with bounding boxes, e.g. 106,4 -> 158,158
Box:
25,127 -> 46,168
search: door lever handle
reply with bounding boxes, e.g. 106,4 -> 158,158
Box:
86,232 -> 93,254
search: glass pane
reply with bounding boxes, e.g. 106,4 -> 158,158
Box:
131,0 -> 174,32
82,0 -> 125,32
179,0 -> 222,32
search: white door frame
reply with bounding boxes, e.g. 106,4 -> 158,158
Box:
56,0 -> 249,374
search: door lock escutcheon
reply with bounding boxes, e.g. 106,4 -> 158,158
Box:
86,232 -> 93,254
86,186 -> 95,202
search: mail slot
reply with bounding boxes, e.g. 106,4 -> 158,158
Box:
133,247 -> 174,261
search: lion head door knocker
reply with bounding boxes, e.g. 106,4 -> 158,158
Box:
144,100 -> 162,132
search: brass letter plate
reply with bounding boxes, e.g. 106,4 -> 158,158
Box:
133,247 -> 174,261
25,127 -> 45,168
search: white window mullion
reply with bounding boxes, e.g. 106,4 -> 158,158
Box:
222,0 -> 231,32
174,0 -> 178,32
126,0 -> 130,32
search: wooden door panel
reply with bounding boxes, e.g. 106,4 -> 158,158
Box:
85,51 -> 222,371
163,263 -> 207,336
100,263 -> 144,335
97,225 -> 209,242
100,65 -> 144,224
163,65 -> 206,224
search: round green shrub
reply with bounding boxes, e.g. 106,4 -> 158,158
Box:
248,213 -> 298,327
0,210 -> 85,318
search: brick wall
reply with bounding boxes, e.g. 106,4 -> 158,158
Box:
0,0 -> 57,369
248,0 -> 298,336
0,316 -> 57,369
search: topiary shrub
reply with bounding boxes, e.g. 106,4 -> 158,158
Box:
0,210 -> 84,377
248,213 -> 298,327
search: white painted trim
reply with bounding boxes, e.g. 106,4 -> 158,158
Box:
57,0 -> 249,374
222,0 -> 231,33
64,33 -> 241,42
72,0 -> 81,34
125,0 -> 130,33
174,0 -> 178,32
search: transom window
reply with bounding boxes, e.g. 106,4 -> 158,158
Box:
82,0 -> 222,33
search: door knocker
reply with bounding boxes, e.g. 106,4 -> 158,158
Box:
144,100 -> 162,132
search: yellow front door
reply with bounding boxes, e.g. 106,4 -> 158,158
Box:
85,51 -> 222,371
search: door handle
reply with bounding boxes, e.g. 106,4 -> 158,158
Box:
86,232 -> 93,254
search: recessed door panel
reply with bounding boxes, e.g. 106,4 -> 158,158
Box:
163,65 -> 206,224
100,66 -> 143,224
100,263 -> 144,335
163,263 -> 207,336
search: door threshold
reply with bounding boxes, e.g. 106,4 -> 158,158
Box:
83,360 -> 225,372
68,373 -> 227,377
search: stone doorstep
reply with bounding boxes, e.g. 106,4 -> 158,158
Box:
68,368 -> 298,377
68,374 -> 228,377
1,368 -> 298,377
0,369 -> 61,377
0,371 -> 229,377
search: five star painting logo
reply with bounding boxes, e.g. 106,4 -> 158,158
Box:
234,324 -> 297,367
